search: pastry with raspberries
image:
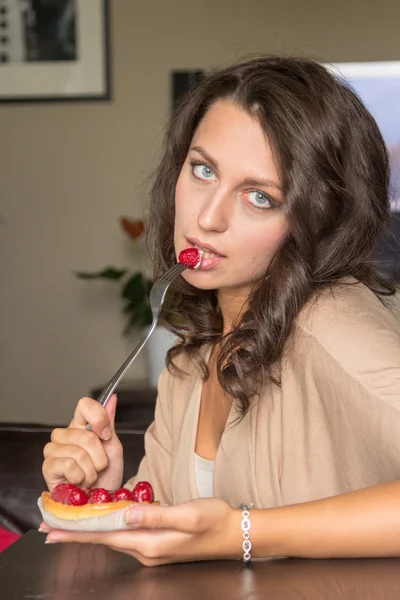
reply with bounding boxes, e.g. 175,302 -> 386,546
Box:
38,481 -> 157,531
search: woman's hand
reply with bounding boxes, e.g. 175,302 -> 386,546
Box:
42,394 -> 123,493
41,498 -> 242,566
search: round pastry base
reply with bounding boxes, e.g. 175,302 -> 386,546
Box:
38,495 -> 158,531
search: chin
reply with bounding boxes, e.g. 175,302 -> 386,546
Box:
181,272 -> 216,290
183,270 -> 240,293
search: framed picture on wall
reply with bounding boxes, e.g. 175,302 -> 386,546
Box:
331,61 -> 400,280
0,0 -> 111,102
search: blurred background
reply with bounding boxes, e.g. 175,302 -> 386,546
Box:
1,0 -> 400,425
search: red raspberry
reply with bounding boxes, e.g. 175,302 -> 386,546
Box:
178,248 -> 201,269
68,488 -> 89,506
51,483 -> 78,504
132,481 -> 154,503
112,488 -> 133,502
88,488 -> 113,504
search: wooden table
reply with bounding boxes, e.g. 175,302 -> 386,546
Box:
1,531 -> 400,599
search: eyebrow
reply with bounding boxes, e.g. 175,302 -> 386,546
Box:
190,145 -> 283,192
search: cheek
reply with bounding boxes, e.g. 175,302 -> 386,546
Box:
239,221 -> 287,264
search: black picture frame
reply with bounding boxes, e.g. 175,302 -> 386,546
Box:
171,70 -> 204,111
0,0 -> 111,103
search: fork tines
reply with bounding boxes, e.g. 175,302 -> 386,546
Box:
158,262 -> 187,283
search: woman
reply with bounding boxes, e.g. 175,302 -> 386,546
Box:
41,56 -> 400,565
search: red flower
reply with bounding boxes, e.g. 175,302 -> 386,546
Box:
120,217 -> 145,240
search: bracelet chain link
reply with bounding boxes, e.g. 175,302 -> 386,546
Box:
239,503 -> 254,563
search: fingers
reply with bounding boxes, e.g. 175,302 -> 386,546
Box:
124,499 -> 232,534
42,527 -> 185,566
38,521 -> 52,533
125,503 -> 201,532
45,528 -> 138,549
42,443 -> 103,490
43,528 -> 169,565
103,394 -> 118,435
42,421 -> 111,491
42,457 -> 85,489
48,429 -> 109,473
70,396 -> 116,441
42,394 -> 123,493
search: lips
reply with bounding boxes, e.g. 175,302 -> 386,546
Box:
186,237 -> 225,258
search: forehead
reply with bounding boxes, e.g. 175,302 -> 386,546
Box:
192,99 -> 277,175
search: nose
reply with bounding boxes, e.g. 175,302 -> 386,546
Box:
197,188 -> 229,233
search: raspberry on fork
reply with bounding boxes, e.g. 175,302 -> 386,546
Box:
178,248 -> 202,269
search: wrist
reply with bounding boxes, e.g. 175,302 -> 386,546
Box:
233,507 -> 285,560
251,508 -> 278,558
225,505 -> 260,562
224,507 -> 245,560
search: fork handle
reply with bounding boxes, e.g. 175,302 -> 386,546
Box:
85,322 -> 157,431
98,321 -> 157,406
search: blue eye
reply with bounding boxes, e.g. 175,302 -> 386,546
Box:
247,191 -> 275,209
190,161 -> 216,181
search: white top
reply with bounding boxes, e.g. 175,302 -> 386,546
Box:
194,453 -> 215,498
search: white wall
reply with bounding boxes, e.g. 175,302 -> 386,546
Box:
1,0 -> 400,423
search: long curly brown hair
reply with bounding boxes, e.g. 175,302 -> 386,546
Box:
146,55 -> 396,415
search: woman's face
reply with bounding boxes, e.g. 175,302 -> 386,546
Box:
174,99 -> 287,301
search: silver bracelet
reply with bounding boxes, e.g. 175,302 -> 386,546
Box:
239,503 -> 254,563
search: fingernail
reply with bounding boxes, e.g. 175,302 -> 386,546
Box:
125,506 -> 142,527
45,537 -> 60,544
101,427 -> 112,441
39,526 -> 51,533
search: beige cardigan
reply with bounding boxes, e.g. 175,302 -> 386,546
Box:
126,282 -> 400,508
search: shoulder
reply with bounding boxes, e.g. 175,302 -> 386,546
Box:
157,344 -> 207,399
297,279 -> 400,345
288,280 -> 400,402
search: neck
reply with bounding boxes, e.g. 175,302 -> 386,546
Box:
217,288 -> 249,335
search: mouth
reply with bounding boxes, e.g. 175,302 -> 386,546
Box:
186,237 -> 225,260
185,238 -> 226,271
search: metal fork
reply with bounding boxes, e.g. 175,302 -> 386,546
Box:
94,262 -> 187,409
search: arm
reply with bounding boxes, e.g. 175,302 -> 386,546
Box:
258,285 -> 400,558
250,480 -> 400,558
42,482 -> 400,564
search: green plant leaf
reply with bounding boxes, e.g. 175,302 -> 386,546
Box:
122,272 -> 148,304
123,311 -> 140,335
122,302 -> 137,314
122,301 -> 152,334
75,267 -> 127,280
137,303 -> 153,327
